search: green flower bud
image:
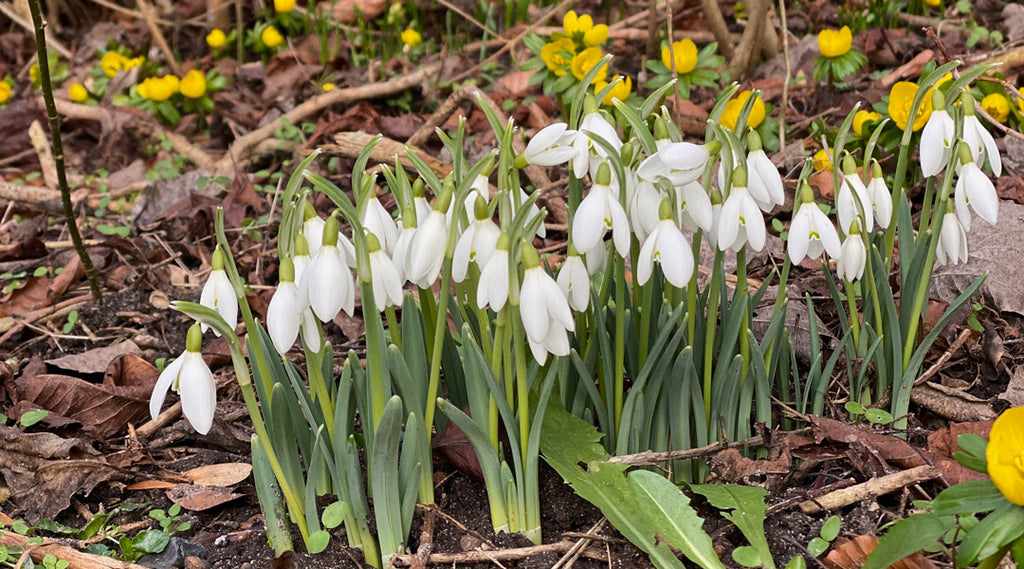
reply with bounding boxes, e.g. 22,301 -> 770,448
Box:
323,215 -> 340,247
732,165 -> 748,187
932,88 -> 946,112
473,195 -> 489,220
658,197 -> 673,221
748,129 -> 763,152
211,245 -> 225,270
653,116 -> 670,141
841,153 -> 858,175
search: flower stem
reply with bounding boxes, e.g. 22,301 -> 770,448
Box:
613,255 -> 626,432
703,249 -> 724,425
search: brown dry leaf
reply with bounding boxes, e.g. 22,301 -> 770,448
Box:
184,463 -> 252,487
708,446 -> 791,488
0,275 -> 50,318
46,341 -> 142,375
48,253 -> 84,299
925,420 -> 993,484
15,353 -> 159,439
1000,365 -> 1024,407
824,535 -> 938,569
809,169 -> 836,199
0,425 -> 121,523
434,412 -> 484,479
330,0 -> 391,24
495,71 -> 534,96
167,485 -> 243,511
128,479 -> 179,490
811,417 -> 926,476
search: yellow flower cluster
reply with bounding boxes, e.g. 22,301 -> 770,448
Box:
817,26 -> 852,58
720,90 -> 766,131
206,29 -> 227,49
101,52 -> 145,78
813,149 -> 832,172
138,74 -> 179,102
0,82 -> 11,104
987,406 -> 1024,506
539,11 -> 608,84
401,28 -> 422,48
662,39 -> 698,74
262,26 -> 284,48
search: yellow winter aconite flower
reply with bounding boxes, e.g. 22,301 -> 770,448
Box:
322,83 -> 335,91
813,149 -> 832,171
0,82 -> 11,104
818,26 -> 852,58
401,28 -> 422,48
987,406 -> 1024,506
595,75 -> 631,106
661,39 -> 698,74
180,70 -> 206,99
206,29 -> 227,49
924,0 -> 941,7
274,0 -> 295,12
888,81 -> 932,132
853,110 -> 882,136
541,38 -> 575,76
563,11 -> 608,47
720,90 -> 766,131
262,26 -> 284,48
69,83 -> 88,102
101,52 -> 143,78
981,92 -> 1010,123
570,47 -> 607,83
30,64 -> 40,85
138,75 -> 177,102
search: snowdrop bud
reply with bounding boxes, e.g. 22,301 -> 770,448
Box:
748,129 -> 763,152
473,194 -> 489,220
841,154 -> 858,176
199,246 -> 238,337
620,140 -> 635,165
435,178 -> 454,213
583,93 -> 598,115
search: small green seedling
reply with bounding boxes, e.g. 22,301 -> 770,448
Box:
807,515 -> 841,557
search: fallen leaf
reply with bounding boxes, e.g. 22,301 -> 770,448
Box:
1000,365 -> 1024,407
167,485 -> 243,511
184,463 -> 252,487
824,535 -> 938,569
330,0 -> 391,24
45,341 -> 142,375
811,417 -> 926,477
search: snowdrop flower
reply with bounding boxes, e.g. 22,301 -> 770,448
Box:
304,216 -> 355,321
150,323 -> 216,434
717,167 -> 766,252
637,199 -> 694,287
292,233 -> 312,283
746,130 -> 785,211
392,221 -> 418,285
675,180 -> 714,233
200,246 -> 237,337
866,161 -> 893,230
836,156 -> 873,233
268,258 -> 304,355
836,221 -> 866,282
954,144 -> 999,232
517,187 -> 547,238
572,105 -> 621,179
520,122 -> 578,167
628,173 -> 661,242
920,90 -> 955,178
573,162 -> 631,257
302,201 -> 324,258
584,239 -> 607,275
408,178 -> 432,229
637,141 -> 709,188
408,188 -> 452,289
519,243 -> 575,365
453,195 -> 501,283
557,247 -> 590,311
961,93 -> 1002,177
287,234 -> 322,353
477,234 -> 510,311
936,203 -> 968,266
366,233 -> 404,311
361,192 -> 399,256
787,181 -> 841,264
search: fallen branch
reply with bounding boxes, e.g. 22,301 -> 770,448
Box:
0,531 -> 151,569
798,465 -> 941,514
390,540 -> 608,566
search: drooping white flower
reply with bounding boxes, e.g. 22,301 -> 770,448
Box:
522,122 -> 578,167
954,158 -> 999,232
637,142 -> 709,188
517,187 -> 547,238
304,216 -> 356,321
361,193 -> 399,256
452,200 -> 501,283
573,162 -> 630,257
936,206 -> 969,266
150,324 -> 216,434
557,250 -> 590,312
268,259 -> 302,355
477,236 -> 510,311
865,162 -> 893,230
303,207 -> 324,258
962,97 -> 1002,176
584,239 -> 607,275
717,169 -> 765,252
287,234 -> 321,353
407,209 -> 448,289
836,159 -> 873,233
787,183 -> 841,264
675,180 -> 714,233
519,247 -> 575,365
921,94 -> 955,178
391,223 -> 417,284
364,232 -> 403,311
200,247 -> 237,337
746,130 -> 785,212
628,174 -> 662,243
836,222 -> 867,282
637,202 -> 693,287
573,110 -> 622,179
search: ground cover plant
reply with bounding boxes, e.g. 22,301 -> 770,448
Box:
1,0 -> 1024,568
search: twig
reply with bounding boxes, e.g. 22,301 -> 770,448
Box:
136,0 -> 182,76
701,0 -> 734,60
28,121 -> 59,189
608,430 -> 815,466
798,465 -> 941,513
1,531 -> 151,569
726,0 -> 769,78
390,541 -> 608,566
778,0 -> 791,151
914,328 -> 972,386
0,2 -> 71,59
552,518 -> 606,569
25,0 -> 102,303
407,82 -> 477,148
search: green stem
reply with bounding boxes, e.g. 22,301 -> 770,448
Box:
686,231 -> 702,343
736,247 -> 750,385
511,305 -> 530,459
703,249 -> 724,424
613,255 -> 626,432
844,279 -> 861,349
638,276 -> 654,369
385,305 -> 402,351
26,0 -> 101,302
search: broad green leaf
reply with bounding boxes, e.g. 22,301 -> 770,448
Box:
820,515 -> 841,541
130,529 -> 170,554
861,513 -> 949,569
628,470 -> 726,569
807,537 -> 829,557
732,546 -> 762,567
306,530 -> 330,554
932,480 -> 1005,516
957,502 -> 1024,567
691,485 -> 775,569
322,501 -> 349,529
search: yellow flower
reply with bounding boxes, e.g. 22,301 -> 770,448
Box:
1018,95 -> 1024,115
322,83 -> 335,91
887,81 -> 932,132
164,74 -> 179,94
818,26 -> 853,58
0,82 -> 11,104
570,47 -> 607,84
981,92 -> 1010,123
987,406 -> 1024,506
206,29 -> 227,49
813,149 -> 833,171
180,70 -> 206,99
68,83 -> 88,102
262,26 -> 284,49
853,110 -> 882,136
30,64 -> 40,86
563,11 -> 608,47
138,76 -> 175,102
541,38 -> 575,76
595,75 -> 631,106
924,0 -> 941,7
661,39 -> 698,75
274,0 -> 295,12
720,90 -> 766,131
401,28 -> 422,48
101,52 -> 125,78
